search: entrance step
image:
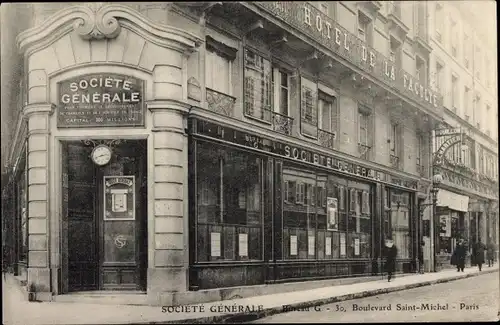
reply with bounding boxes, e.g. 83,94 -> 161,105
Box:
53,291 -> 148,305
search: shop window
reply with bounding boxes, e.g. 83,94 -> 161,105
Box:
244,49 -> 273,122
195,142 -> 263,262
389,190 -> 411,259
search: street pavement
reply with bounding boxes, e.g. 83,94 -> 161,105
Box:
251,270 -> 500,323
2,265 -> 498,325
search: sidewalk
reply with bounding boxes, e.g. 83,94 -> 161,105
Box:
3,265 -> 498,325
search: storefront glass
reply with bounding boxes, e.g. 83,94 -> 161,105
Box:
195,141 -> 263,262
282,162 -> 372,260
387,189 -> 412,259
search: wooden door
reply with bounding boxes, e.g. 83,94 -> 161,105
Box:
99,142 -> 147,290
66,142 -> 99,291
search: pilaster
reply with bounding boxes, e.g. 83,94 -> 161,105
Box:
24,103 -> 54,298
147,99 -> 190,294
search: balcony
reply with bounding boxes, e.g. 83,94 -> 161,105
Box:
417,164 -> 427,178
318,129 -> 337,149
244,105 -> 294,136
390,154 -> 400,169
206,88 -> 236,117
272,111 -> 294,135
358,143 -> 371,160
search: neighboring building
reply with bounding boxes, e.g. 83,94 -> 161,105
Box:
1,2 -> 446,305
427,0 -> 498,269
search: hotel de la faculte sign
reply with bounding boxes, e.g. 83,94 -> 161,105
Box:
57,73 -> 144,128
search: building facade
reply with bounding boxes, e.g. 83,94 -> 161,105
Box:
426,0 -> 499,269
1,1 -> 481,306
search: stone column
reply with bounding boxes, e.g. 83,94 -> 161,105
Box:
24,103 -> 54,301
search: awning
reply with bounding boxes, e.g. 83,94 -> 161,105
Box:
436,189 -> 469,212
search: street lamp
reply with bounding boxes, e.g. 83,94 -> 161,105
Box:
431,173 -> 443,272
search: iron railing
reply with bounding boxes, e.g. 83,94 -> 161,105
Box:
358,143 -> 371,160
206,88 -> 236,117
318,129 -> 336,149
272,111 -> 293,135
390,154 -> 400,169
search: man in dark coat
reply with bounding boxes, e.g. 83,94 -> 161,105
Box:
487,239 -> 496,267
383,238 -> 398,282
472,239 -> 486,271
451,239 -> 467,272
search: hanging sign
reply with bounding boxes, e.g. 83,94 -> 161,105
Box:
57,73 -> 144,128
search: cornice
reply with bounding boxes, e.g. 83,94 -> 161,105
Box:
16,4 -> 203,57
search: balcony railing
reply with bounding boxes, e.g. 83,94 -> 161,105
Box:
272,111 -> 293,135
390,154 -> 400,169
206,88 -> 236,117
358,143 -> 371,160
318,129 -> 337,149
417,164 -> 426,178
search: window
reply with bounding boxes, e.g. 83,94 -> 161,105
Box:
244,49 -> 272,122
486,105 -> 491,136
435,3 -> 443,42
463,33 -> 470,69
390,123 -> 399,155
272,68 -> 289,116
475,95 -> 481,129
389,190 -> 412,259
390,37 -> 402,70
358,12 -> 371,44
416,57 -> 426,86
318,92 -> 336,132
296,182 -> 305,204
451,75 -> 458,112
475,47 -> 481,80
301,77 -> 318,138
464,86 -> 470,121
205,49 -> 232,95
450,18 -> 457,57
435,62 -> 443,94
195,141 -> 263,262
416,133 -> 423,166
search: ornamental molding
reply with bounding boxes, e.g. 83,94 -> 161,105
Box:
17,4 -> 202,56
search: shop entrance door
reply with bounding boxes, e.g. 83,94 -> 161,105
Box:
61,140 -> 147,292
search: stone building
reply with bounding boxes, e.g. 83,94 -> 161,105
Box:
426,0 -> 498,269
0,1 -> 489,306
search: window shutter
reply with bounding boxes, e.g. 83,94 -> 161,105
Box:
331,97 -> 338,133
349,189 -> 356,212
245,76 -> 255,116
301,86 -> 308,120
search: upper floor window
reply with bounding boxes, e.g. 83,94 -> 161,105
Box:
244,49 -> 273,122
272,69 -> 290,116
474,95 -> 481,130
464,86 -> 470,121
205,44 -> 232,95
435,62 -> 444,94
435,3 -> 443,42
389,123 -> 401,160
450,18 -> 457,57
358,106 -> 372,160
358,12 -> 371,45
318,92 -> 336,132
463,33 -> 470,69
475,47 -> 481,80
300,77 -> 318,138
451,75 -> 458,112
416,57 -> 426,85
390,37 -> 401,69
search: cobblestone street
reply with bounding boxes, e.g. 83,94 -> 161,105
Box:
252,270 -> 499,323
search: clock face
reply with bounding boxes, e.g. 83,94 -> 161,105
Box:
91,145 -> 112,166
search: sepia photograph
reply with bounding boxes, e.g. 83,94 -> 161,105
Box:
1,1 -> 498,324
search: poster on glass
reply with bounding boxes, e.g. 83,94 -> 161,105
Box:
327,197 -> 338,231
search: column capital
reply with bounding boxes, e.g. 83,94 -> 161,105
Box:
23,103 -> 56,117
147,99 -> 191,114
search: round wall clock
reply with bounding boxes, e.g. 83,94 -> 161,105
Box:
91,144 -> 112,166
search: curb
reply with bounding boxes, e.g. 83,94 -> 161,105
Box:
157,268 -> 498,324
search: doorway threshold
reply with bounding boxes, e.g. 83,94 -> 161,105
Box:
53,291 -> 148,306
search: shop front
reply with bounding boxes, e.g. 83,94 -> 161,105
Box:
13,3 -> 202,302
188,118 -> 420,290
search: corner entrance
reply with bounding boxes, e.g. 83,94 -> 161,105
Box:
60,139 -> 147,292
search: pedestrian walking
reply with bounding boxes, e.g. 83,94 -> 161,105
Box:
486,238 -> 496,267
383,237 -> 398,282
418,240 -> 425,274
451,239 -> 466,272
472,239 -> 486,271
